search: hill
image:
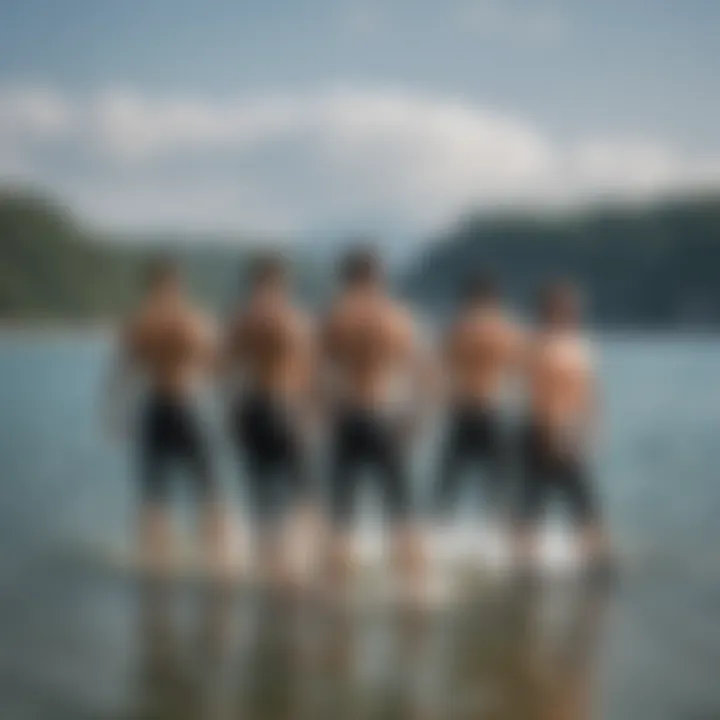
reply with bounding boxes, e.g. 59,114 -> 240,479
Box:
3,189 -> 720,327
402,197 -> 720,327
0,190 -> 328,321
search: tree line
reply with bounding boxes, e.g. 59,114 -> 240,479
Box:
2,188 -> 720,327
401,196 -> 720,328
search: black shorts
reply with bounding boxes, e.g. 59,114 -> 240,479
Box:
434,402 -> 505,516
328,406 -> 412,527
232,391 -> 310,522
139,393 -> 215,505
516,420 -> 600,528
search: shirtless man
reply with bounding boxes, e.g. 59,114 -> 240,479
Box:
223,253 -> 316,585
108,259 -> 227,576
321,248 -> 429,591
434,274 -> 523,522
515,281 -> 610,572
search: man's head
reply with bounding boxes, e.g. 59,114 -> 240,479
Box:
463,272 -> 500,308
248,251 -> 287,295
145,257 -> 181,298
339,246 -> 382,289
538,280 -> 583,329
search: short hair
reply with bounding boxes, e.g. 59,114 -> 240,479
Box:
145,256 -> 179,290
464,272 -> 499,305
248,251 -> 286,287
340,246 -> 382,285
538,279 -> 581,322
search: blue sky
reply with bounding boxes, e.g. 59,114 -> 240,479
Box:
1,0 -> 719,238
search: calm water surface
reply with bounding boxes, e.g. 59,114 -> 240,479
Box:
0,334 -> 719,719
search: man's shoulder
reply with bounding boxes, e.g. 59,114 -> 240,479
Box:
545,331 -> 595,362
560,330 -> 592,350
382,301 -> 419,348
386,298 -> 416,326
226,304 -> 247,328
498,312 -> 527,349
181,305 -> 217,343
321,297 -> 352,330
576,334 -> 596,361
188,304 -> 216,328
500,308 -> 525,331
289,302 -> 312,323
287,305 -> 315,338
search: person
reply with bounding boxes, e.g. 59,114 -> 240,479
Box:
320,247 -> 431,593
514,281 -> 611,573
106,258 -> 228,577
223,253 -> 317,586
433,273 -> 524,524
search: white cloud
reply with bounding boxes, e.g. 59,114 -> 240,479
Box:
0,87 -> 72,138
0,84 -> 719,236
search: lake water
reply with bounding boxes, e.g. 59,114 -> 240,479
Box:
0,334 -> 719,719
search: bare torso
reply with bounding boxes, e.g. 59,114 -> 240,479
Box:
323,292 -> 415,408
125,300 -> 216,398
445,309 -> 522,405
226,299 -> 313,401
527,331 -> 594,432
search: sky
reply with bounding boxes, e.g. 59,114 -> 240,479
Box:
1,0 -> 719,241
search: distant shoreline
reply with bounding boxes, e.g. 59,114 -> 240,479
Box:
0,322 -> 114,338
0,320 -> 718,341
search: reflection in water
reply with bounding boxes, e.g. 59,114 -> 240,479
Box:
131,578 -> 613,720
134,581 -> 237,720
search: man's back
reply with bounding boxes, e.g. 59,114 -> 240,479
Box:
445,308 -> 522,404
528,329 -> 593,427
323,291 -> 414,406
227,298 -> 313,398
126,299 -> 214,396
